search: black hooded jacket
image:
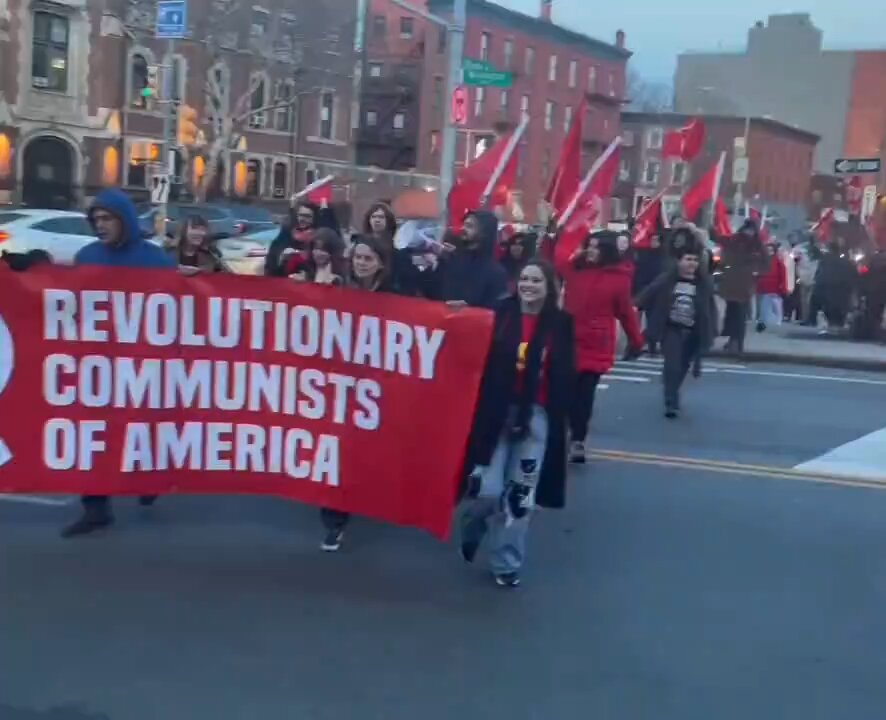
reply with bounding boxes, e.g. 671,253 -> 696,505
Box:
428,210 -> 508,309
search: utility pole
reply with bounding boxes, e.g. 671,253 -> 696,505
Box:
389,0 -> 465,222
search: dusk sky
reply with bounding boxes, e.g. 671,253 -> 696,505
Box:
495,0 -> 886,83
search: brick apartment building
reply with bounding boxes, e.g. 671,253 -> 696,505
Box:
399,0 -> 630,223
617,112 -> 819,232
675,13 -> 886,192
0,0 -> 360,210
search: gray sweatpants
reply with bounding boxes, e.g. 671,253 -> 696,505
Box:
460,405 -> 548,575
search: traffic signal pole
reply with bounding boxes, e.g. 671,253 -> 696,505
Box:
157,38 -> 177,240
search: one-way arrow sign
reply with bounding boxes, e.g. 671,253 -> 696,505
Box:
834,157 -> 881,175
151,174 -> 171,204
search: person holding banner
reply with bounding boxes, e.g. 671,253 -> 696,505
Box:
460,260 -> 574,588
169,216 -> 224,274
63,189 -> 175,538
318,234 -> 395,551
554,230 -> 644,463
304,228 -> 347,286
265,201 -> 321,278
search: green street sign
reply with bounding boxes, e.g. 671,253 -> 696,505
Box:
462,58 -> 512,88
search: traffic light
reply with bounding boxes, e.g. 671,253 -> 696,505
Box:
177,105 -> 199,147
142,65 -> 160,106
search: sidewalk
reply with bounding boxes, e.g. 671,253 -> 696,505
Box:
710,322 -> 886,372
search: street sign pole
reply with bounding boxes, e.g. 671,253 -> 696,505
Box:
440,0 -> 465,224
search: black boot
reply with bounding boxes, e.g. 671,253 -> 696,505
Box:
61,509 -> 114,538
138,495 -> 158,507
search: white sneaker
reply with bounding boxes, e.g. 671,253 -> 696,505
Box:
569,441 -> 587,464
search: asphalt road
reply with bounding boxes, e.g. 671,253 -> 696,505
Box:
3,360 -> 886,720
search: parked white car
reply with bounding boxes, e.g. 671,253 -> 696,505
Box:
0,209 -> 164,265
0,210 -> 102,264
214,233 -> 273,275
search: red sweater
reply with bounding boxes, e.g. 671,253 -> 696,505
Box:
757,255 -> 787,296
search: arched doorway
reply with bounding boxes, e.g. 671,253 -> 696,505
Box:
21,136 -> 75,209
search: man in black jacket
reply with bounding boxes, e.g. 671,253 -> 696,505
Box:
429,210 -> 508,309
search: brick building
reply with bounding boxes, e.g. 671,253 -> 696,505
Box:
356,0 -> 430,170
675,12 -> 886,192
412,0 -> 629,223
0,0 -> 359,210
617,112 -> 819,232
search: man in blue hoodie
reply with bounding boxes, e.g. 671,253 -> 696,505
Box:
62,189 -> 175,538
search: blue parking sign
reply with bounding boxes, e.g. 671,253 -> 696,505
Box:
156,0 -> 187,38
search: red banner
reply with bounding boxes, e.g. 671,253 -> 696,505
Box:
0,267 -> 494,538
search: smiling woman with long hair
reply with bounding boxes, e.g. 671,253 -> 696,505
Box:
458,259 -> 575,588
170,215 -> 223,273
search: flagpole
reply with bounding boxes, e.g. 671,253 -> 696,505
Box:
761,205 -> 769,230
291,174 -> 335,204
707,151 -> 727,228
558,136 -> 623,229
479,114 -> 529,207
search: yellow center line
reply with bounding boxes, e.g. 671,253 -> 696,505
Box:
589,449 -> 886,492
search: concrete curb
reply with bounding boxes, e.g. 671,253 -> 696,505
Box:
709,349 -> 886,374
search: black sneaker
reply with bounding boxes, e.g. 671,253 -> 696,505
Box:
569,441 -> 587,464
494,572 -> 521,588
321,529 -> 344,552
60,513 -> 114,539
665,405 -> 679,419
138,495 -> 158,507
756,321 -> 766,333
460,540 -> 479,564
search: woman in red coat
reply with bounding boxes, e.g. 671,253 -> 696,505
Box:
556,230 -> 645,463
756,242 -> 788,331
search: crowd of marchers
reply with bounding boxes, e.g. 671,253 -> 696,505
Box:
3,187 -> 757,589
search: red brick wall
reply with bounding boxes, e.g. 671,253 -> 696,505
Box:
843,51 -> 886,189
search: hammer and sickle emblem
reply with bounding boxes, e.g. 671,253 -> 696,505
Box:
0,311 -> 13,468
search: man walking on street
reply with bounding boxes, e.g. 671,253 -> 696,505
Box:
62,189 -> 175,538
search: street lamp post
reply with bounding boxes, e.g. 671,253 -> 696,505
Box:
389,0 -> 466,223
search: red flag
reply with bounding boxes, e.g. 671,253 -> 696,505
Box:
556,146 -> 620,260
545,99 -> 585,217
307,181 -> 333,206
632,193 -> 664,249
663,118 -> 706,161
682,157 -> 722,221
447,132 -> 518,228
714,198 -> 732,238
814,207 -> 835,242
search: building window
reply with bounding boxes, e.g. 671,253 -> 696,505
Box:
568,59 -> 577,88
521,94 -> 529,115
474,87 -> 485,117
393,111 -> 405,130
564,105 -> 573,132
248,75 -> 267,128
275,81 -> 294,132
548,54 -> 557,82
503,39 -> 513,69
246,159 -> 261,197
609,70 -> 616,97
319,92 -> 335,139
32,12 -> 69,92
619,158 -> 631,181
399,17 -> 414,39
130,53 -> 149,108
500,89 -> 509,117
480,32 -> 490,62
250,8 -> 269,37
437,27 -> 446,53
126,141 -> 160,188
542,148 -> 551,180
671,161 -> 687,185
430,131 -> 439,154
273,162 -> 287,198
544,101 -> 555,131
647,127 -> 663,149
525,47 -> 535,75
368,63 -> 382,78
588,65 -> 597,92
366,109 -> 378,127
643,159 -> 661,185
433,76 -> 443,111
372,15 -> 386,39
622,129 -> 635,146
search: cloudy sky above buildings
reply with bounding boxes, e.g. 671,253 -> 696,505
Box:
496,0 -> 886,82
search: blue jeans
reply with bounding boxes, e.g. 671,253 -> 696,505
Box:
461,405 -> 548,575
757,294 -> 783,327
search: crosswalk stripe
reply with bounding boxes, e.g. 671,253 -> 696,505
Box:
622,358 -> 746,371
720,369 -> 886,385
602,375 -> 650,383
608,367 -> 661,376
